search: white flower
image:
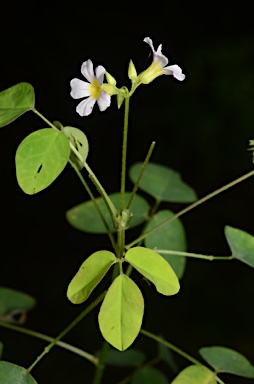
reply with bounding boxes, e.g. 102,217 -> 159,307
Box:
70,59 -> 111,116
138,37 -> 185,84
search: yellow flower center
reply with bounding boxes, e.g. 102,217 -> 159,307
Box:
90,79 -> 101,99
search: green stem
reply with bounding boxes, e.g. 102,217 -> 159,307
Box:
117,228 -> 125,274
140,329 -> 201,366
126,169 -> 254,249
32,109 -> 117,246
32,108 -> 58,131
216,377 -> 226,384
120,97 -> 130,213
84,162 -> 118,227
141,329 -> 226,383
149,199 -> 161,218
0,321 -> 97,364
154,249 -> 234,261
26,291 -> 106,373
92,341 -> 110,384
126,141 -> 156,210
70,161 -> 117,251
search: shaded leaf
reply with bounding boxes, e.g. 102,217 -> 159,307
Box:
171,365 -> 216,384
0,287 -> 36,324
225,226 -> 254,267
106,348 -> 146,366
158,339 -> 179,373
131,367 -> 168,384
144,210 -> 187,279
99,274 -> 144,351
129,162 -> 197,203
67,251 -> 116,304
0,361 -> 38,383
125,247 -> 180,295
0,342 -> 3,359
0,83 -> 35,128
63,126 -> 89,168
66,192 -> 149,234
16,128 -> 70,194
200,346 -> 254,377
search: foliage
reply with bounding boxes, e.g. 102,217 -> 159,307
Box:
1,36 -> 254,384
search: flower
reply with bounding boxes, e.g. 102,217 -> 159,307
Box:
70,59 -> 111,116
138,37 -> 185,84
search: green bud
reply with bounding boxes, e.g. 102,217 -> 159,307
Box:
128,60 -> 137,81
117,94 -> 124,109
105,71 -> 117,86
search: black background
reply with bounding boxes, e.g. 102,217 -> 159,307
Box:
1,3 -> 254,383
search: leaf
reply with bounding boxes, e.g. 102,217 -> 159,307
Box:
170,365 -> 216,384
16,128 -> 70,194
199,346 -> 254,377
129,162 -> 197,203
125,247 -> 180,296
67,250 -> 116,304
63,126 -> 89,168
0,83 -> 35,128
144,210 -> 187,279
106,348 -> 146,366
0,287 -> 36,324
158,339 -> 179,373
131,367 -> 168,384
66,192 -> 149,234
0,342 -> 3,359
98,274 -> 144,351
0,361 -> 38,384
225,225 -> 254,267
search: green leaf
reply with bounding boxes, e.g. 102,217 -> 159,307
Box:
0,287 -> 36,323
0,83 -> 35,128
99,274 -> 144,351
0,342 -> 3,359
16,128 -> 70,194
199,346 -> 254,378
67,251 -> 116,304
170,365 -> 216,384
0,361 -> 38,383
131,367 -> 168,384
129,162 -> 197,203
63,126 -> 89,169
66,192 -> 149,234
144,210 -> 187,279
225,226 -> 254,267
106,348 -> 146,366
125,247 -> 180,296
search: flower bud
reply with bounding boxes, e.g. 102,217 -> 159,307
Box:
117,94 -> 124,109
105,72 -> 117,86
128,60 -> 137,81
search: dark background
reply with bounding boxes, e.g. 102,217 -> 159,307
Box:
1,3 -> 254,383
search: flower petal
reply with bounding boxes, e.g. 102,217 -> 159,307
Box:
144,37 -> 155,53
155,44 -> 168,67
97,90 -> 111,112
81,59 -> 95,83
163,65 -> 185,81
70,79 -> 91,99
76,96 -> 96,116
95,65 -> 106,85
144,37 -> 168,68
